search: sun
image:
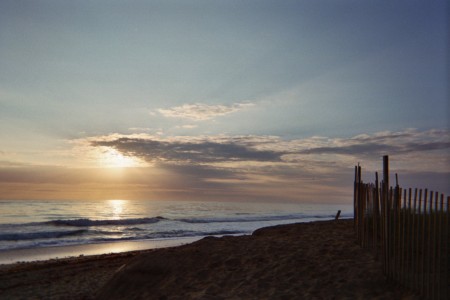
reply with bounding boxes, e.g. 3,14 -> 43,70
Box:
100,148 -> 142,168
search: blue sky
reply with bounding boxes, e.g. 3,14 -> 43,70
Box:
0,0 -> 448,202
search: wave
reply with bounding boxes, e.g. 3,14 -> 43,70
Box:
2,212 -> 351,229
0,229 -> 87,241
176,212 -> 353,224
150,229 -> 246,239
47,217 -> 164,227
84,229 -> 247,243
177,213 -> 308,224
0,229 -> 248,252
0,212 -> 352,250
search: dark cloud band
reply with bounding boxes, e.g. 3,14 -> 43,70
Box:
89,129 -> 449,165
91,137 -> 283,164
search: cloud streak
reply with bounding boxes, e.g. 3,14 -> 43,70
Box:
1,129 -> 448,202
157,102 -> 254,121
91,137 -> 283,164
84,129 -> 449,169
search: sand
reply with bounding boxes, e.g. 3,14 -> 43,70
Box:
0,250 -> 146,300
0,219 -> 418,299
0,237 -> 201,265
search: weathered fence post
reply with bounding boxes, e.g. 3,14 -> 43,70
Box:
383,155 -> 389,191
382,155 -> 390,278
354,157 -> 449,299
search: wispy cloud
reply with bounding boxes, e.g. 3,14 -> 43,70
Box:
83,128 -> 449,173
49,127 -> 448,201
294,129 -> 450,156
176,124 -> 198,129
1,129 -> 448,202
157,102 -> 254,121
128,127 -> 154,132
90,136 -> 283,164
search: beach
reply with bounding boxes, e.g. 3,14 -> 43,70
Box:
0,219 -> 418,299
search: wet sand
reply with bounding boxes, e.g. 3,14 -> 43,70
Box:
0,237 -> 200,265
0,219 -> 418,299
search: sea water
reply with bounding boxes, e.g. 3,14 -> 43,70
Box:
0,199 -> 352,261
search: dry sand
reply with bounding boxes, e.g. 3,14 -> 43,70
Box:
0,250 -> 144,300
0,219 -> 418,299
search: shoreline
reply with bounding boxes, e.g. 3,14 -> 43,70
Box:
0,217 -> 350,265
0,236 -> 202,265
0,219 -> 419,299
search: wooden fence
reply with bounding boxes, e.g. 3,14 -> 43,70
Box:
354,156 -> 449,300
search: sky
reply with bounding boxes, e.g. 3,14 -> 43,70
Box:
0,0 -> 448,203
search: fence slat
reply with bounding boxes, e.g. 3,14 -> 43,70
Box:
426,191 -> 433,299
406,188 -> 412,289
353,161 -> 448,299
416,188 -> 422,291
401,188 -> 407,287
421,189 -> 428,296
436,194 -> 443,300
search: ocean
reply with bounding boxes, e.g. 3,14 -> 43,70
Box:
0,199 -> 352,263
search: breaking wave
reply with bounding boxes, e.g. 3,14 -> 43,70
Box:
47,217 -> 165,227
0,229 -> 87,241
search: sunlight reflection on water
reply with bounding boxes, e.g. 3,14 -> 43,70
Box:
108,199 -> 126,219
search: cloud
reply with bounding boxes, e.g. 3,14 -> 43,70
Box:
288,129 -> 450,165
83,128 -> 449,175
157,102 -> 254,121
176,124 -> 198,129
128,127 -> 153,132
0,160 -> 30,168
33,128 -> 449,202
90,136 -> 283,164
1,129 -> 448,202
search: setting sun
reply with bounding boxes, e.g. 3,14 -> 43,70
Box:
100,148 -> 141,168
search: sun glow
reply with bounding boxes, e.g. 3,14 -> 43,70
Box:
100,148 -> 142,168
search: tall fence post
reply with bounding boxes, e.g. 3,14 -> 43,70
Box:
382,155 -> 390,278
354,157 -> 449,299
383,155 -> 389,192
